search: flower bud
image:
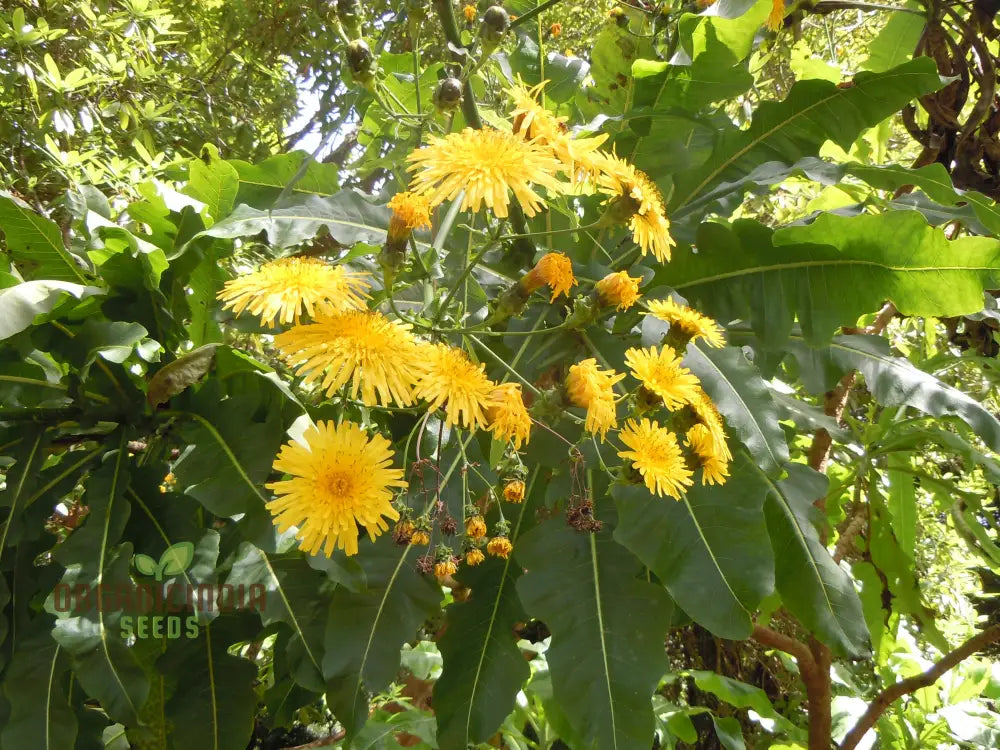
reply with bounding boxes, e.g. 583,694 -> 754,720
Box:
479,5 -> 509,47
434,77 -> 464,111
346,39 -> 374,85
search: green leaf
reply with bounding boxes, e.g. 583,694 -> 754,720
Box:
322,536 -> 441,738
199,190 -> 391,250
887,453 -> 916,561
435,558 -> 530,748
0,191 -> 91,282
146,343 -> 221,407
516,513 -> 673,750
0,428 -> 50,555
613,453 -> 774,640
761,463 -> 870,658
1,627 -> 77,749
508,31 -> 589,104
577,24 -> 655,121
0,281 -> 104,340
665,58 -> 945,213
227,151 -> 341,209
691,671 -> 801,736
133,554 -> 157,577
684,342 -> 789,476
185,145 -> 239,225
668,213 -> 1000,346
159,541 -> 195,577
712,715 -> 747,750
861,12 -> 925,73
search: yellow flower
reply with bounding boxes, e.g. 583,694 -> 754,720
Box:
521,252 -> 576,302
487,383 -> 532,449
617,418 -> 694,499
689,389 -> 732,461
466,548 -> 485,566
265,421 -> 405,556
503,479 -> 525,502
645,297 -> 725,348
487,536 -> 513,559
414,343 -> 496,430
550,22 -> 562,37
387,191 -> 431,242
410,530 -> 431,546
595,270 -> 642,310
624,345 -> 701,410
466,515 -> 487,539
685,423 -> 730,486
218,257 -> 370,328
274,310 -> 421,407
406,127 -> 565,218
596,152 -> 676,262
767,0 -> 784,31
435,559 -> 458,579
462,3 -> 477,22
566,358 -> 624,441
509,80 -> 607,179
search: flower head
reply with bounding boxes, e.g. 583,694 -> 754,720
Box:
466,548 -> 485,566
685,423 -> 730,486
550,22 -> 562,37
767,0 -> 784,31
689,389 -> 732,460
265,421 -> 405,556
487,536 -> 513,559
521,252 -> 576,302
218,258 -> 370,328
466,515 -> 487,539
645,297 -> 725,348
463,3 -> 477,22
435,559 -> 458,579
617,418 -> 694,499
487,383 -> 532,448
414,344 -> 496,429
387,191 -> 431,242
596,153 -> 676,262
406,127 -> 565,218
410,530 -> 431,546
566,358 -> 624,441
595,270 -> 643,311
503,479 -> 526,503
625,345 -> 701,410
274,310 -> 421,407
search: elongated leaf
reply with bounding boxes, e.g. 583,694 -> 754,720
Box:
0,428 -> 49,554
186,145 -> 239,225
146,343 -> 221,407
0,281 -> 104,340
435,559 -> 529,748
228,151 -> 341,209
684,342 -> 788,475
691,671 -> 801,737
200,190 -> 390,250
322,536 -> 441,738
0,192 -> 91,282
887,453 -> 916,560
1,627 -> 77,749
613,453 -> 774,639
861,12 -> 926,73
761,463 -> 869,657
516,514 -> 673,750
667,213 -> 1000,346
665,57 -> 944,212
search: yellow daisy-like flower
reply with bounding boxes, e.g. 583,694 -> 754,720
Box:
265,421 -> 405,556
766,0 -> 784,31
466,515 -> 487,539
521,252 -> 576,302
595,270 -> 643,311
410,530 -> 431,546
685,423 -> 730,486
387,191 -> 431,242
596,152 -> 676,262
463,3 -> 477,22
509,80 -> 607,179
689,389 -> 732,461
274,310 -> 421,407
624,345 -> 701,410
503,479 -> 525,502
466,548 -> 485,566
218,257 -> 370,328
550,22 -> 562,37
645,297 -> 726,348
406,127 -> 565,219
487,383 -> 532,449
487,536 -> 513,559
435,560 -> 458,579
414,343 -> 496,430
585,396 -> 618,441
617,418 -> 694,499
566,358 -> 624,441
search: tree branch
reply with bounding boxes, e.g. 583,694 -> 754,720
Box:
753,624 -> 816,668
840,625 -> 1000,750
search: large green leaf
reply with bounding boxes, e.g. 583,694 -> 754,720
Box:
684,342 -> 788,476
861,12 -> 926,73
227,151 -> 341,209
664,57 -> 944,213
0,281 -> 104,341
666,213 -> 1000,346
516,513 -> 673,750
199,190 -> 391,250
185,145 -> 239,226
322,536 -> 441,738
0,192 -> 91,282
761,463 -> 870,658
613,453 -> 774,640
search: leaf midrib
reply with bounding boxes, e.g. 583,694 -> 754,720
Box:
588,533 -> 619,750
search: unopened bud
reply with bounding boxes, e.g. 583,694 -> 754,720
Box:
346,38 -> 373,82
434,77 -> 464,111
480,5 -> 509,46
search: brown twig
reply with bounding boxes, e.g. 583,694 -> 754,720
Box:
840,625 -> 1000,750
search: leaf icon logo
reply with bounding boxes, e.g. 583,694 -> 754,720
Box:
133,542 -> 195,581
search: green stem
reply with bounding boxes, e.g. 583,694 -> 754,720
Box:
432,241 -> 497,328
465,335 -> 541,395
499,221 -> 603,242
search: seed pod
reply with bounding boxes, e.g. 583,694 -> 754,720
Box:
346,38 -> 373,80
434,77 -> 463,111
480,5 -> 510,46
